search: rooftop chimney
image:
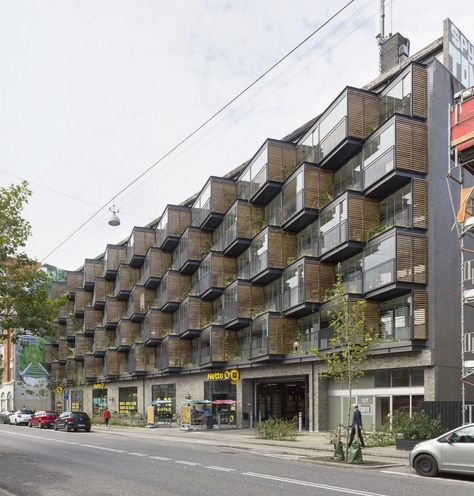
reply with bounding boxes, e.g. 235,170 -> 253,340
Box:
379,33 -> 410,74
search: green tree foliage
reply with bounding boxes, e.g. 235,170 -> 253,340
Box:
0,181 -> 65,341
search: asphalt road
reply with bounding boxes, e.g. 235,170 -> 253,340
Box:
0,424 -> 473,496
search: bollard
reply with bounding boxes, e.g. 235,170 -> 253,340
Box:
217,413 -> 221,429
298,412 -> 303,432
249,411 -> 253,429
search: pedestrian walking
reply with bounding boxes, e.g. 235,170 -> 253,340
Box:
348,404 -> 365,448
102,408 -> 111,428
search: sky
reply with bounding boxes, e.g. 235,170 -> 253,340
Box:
1,0 -> 474,271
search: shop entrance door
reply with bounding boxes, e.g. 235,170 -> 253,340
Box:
375,396 -> 390,428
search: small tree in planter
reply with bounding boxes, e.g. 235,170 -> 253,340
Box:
392,411 -> 444,450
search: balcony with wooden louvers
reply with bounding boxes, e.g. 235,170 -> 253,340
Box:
74,333 -> 93,360
50,280 -> 67,300
281,164 -> 334,232
213,201 -> 265,257
193,251 -> 237,301
58,299 -> 74,324
65,270 -> 83,297
92,277 -> 114,309
141,309 -> 172,346
127,284 -> 154,322
155,205 -> 192,252
115,319 -> 140,352
65,358 -> 76,383
155,270 -> 191,313
172,227 -> 212,274
74,288 -> 92,317
84,354 -> 104,381
44,344 -> 58,364
83,306 -> 103,336
65,317 -> 77,342
103,297 -> 127,329
58,339 -> 70,364
113,264 -> 140,300
140,247 -> 172,288
156,336 -> 191,373
127,343 -> 154,376
93,326 -> 115,356
191,326 -> 237,367
51,362 -> 66,384
172,296 -> 212,339
83,258 -> 103,291
237,139 -> 297,206
104,349 -> 122,378
191,177 -> 237,230
127,227 -> 156,268
103,244 -> 127,281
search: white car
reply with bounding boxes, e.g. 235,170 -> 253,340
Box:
9,409 -> 34,426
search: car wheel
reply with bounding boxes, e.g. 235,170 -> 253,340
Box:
85,428 -> 91,433
65,423 -> 71,432
414,454 -> 439,477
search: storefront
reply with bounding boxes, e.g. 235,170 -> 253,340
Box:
204,370 -> 238,426
92,384 -> 108,415
152,383 -> 176,423
118,386 -> 138,414
70,390 -> 83,411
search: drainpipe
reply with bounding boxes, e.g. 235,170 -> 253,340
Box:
312,361 -> 315,432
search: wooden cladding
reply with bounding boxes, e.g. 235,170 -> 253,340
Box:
74,289 -> 92,315
348,196 -> 379,241
412,65 -> 427,120
128,344 -> 154,375
413,290 -> 428,340
236,202 -> 264,240
74,334 -> 93,358
127,227 -> 156,266
103,297 -> 127,328
50,281 -> 67,299
140,248 -> 172,287
51,362 -> 66,383
267,229 -> 297,270
104,350 -> 122,377
395,118 -> 427,174
199,252 -> 236,296
44,344 -> 58,364
208,327 -> 237,363
103,245 -> 127,277
83,306 -> 103,334
66,358 -> 80,383
303,259 -> 334,304
159,337 -> 191,369
156,205 -> 191,250
267,141 -> 297,183
302,166 -> 334,211
127,285 -> 154,319
222,281 -> 264,324
156,271 -> 191,311
92,277 -> 114,308
83,259 -> 103,290
115,319 -> 140,349
396,232 -> 428,285
93,327 -> 115,355
65,270 -> 83,294
114,264 -> 140,299
412,179 -> 428,229
84,354 -> 104,380
65,317 -> 76,339
58,299 -> 74,321
58,339 -> 70,362
174,227 -> 212,271
210,177 -> 237,215
364,300 -> 380,335
174,297 -> 212,336
347,90 -> 380,140
141,309 -> 173,344
264,313 -> 296,356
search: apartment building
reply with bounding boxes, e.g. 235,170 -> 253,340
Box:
45,22 -> 471,431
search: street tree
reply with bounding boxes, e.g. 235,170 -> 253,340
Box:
0,181 -> 65,341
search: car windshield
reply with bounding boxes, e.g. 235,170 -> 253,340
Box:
19,410 -> 34,414
71,412 -> 88,418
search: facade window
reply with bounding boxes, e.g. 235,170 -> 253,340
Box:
71,390 -> 83,412
296,130 -> 318,165
213,203 -> 237,251
119,387 -> 138,414
152,384 -> 176,417
363,234 -> 396,292
374,368 -> 423,387
172,299 -> 189,335
265,194 -> 282,227
339,253 -> 363,294
297,221 -> 318,258
282,170 -> 304,222
236,250 -> 250,279
319,94 -> 348,161
297,313 -> 319,351
319,199 -> 347,255
380,183 -> 412,228
362,123 -> 395,188
92,389 -> 108,415
192,182 -> 211,226
380,71 -> 412,123
264,279 -> 281,312
237,146 -> 268,200
379,295 -> 411,341
281,260 -> 304,311
334,154 -> 362,196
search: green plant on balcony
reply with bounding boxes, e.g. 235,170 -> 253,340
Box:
367,123 -> 376,135
251,309 -> 265,320
224,274 -> 236,286
363,224 -> 389,242
286,256 -> 296,266
282,163 -> 296,180
321,191 -> 333,208
224,191 -> 235,207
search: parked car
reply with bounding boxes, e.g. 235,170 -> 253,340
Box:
54,411 -> 91,432
0,410 -> 15,424
9,409 -> 34,426
410,423 -> 474,477
29,411 -> 58,429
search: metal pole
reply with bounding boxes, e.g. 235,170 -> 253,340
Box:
249,411 -> 253,429
298,412 -> 303,432
258,411 -> 262,423
217,413 -> 221,430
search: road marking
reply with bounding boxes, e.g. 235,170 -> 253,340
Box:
175,460 -> 200,466
380,470 -> 474,485
380,470 -> 415,477
77,444 -> 125,453
151,456 -> 173,461
206,466 -> 235,472
128,453 -> 148,457
243,472 -> 389,496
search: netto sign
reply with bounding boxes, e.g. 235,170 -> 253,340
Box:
443,19 -> 474,88
207,370 -> 240,381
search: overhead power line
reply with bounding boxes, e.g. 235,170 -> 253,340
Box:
40,0 -> 355,263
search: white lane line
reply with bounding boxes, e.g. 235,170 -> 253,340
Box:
380,470 -> 474,485
151,456 -> 173,461
206,466 -> 235,472
175,460 -> 200,466
243,472 -> 389,496
128,453 -> 148,457
76,444 -> 125,453
380,470 -> 415,477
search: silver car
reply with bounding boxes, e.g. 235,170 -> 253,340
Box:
409,423 -> 474,477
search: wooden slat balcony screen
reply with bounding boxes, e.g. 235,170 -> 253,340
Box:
173,297 -> 212,337
156,271 -> 191,312
217,281 -> 264,327
93,327 -> 115,355
114,264 -> 140,299
44,344 -> 58,364
347,196 -> 380,241
140,248 -> 172,287
103,297 -> 127,328
92,277 -> 114,309
83,259 -> 104,291
56,323 -> 66,340
266,141 -> 298,185
50,281 -> 67,299
51,362 -> 66,383
347,89 -> 380,140
103,245 -> 127,279
58,299 -> 74,322
50,324 -> 62,343
74,289 -> 92,316
83,306 -> 103,335
159,337 -> 191,370
65,359 -> 76,382
141,309 -> 173,345
127,227 -> 156,267
210,178 -> 237,217
115,319 -> 140,350
364,300 -> 380,335
413,290 -> 428,340
196,252 -> 236,299
74,334 -> 93,358
65,270 -> 84,295
209,327 -> 237,363
128,343 -> 148,375
412,65 -> 428,120
266,229 -> 297,272
84,354 -> 104,380
395,118 -> 428,174
412,178 -> 428,229
58,339 -> 69,363
156,205 -> 192,251
301,165 -> 334,211
127,285 -> 154,320
65,317 -> 77,340
104,349 -> 122,377
267,314 -> 296,356
396,233 -> 428,285
173,227 -> 212,273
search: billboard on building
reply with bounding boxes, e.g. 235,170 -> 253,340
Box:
443,19 -> 474,89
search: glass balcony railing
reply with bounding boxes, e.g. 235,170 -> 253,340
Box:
319,117 -> 347,162
342,273 -> 363,294
250,332 -> 268,358
363,258 -> 396,292
282,189 -> 304,223
250,250 -> 268,278
319,220 -> 348,255
363,146 -> 395,188
192,197 -> 211,228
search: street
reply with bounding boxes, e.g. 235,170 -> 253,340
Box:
0,424 -> 473,496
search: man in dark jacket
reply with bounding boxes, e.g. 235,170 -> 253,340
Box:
348,404 -> 365,447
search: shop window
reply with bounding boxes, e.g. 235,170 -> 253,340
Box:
392,369 -> 410,387
374,370 -> 391,387
412,395 -> 424,413
152,384 -> 176,416
410,369 -> 424,386
92,389 -> 108,415
119,387 -> 138,415
71,390 -> 83,412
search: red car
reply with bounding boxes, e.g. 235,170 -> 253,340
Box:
28,411 -> 58,429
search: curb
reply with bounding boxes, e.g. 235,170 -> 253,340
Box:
300,457 -> 407,470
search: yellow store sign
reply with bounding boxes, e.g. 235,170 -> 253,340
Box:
207,369 -> 239,382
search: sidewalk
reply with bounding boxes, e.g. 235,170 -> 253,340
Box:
92,424 -> 410,466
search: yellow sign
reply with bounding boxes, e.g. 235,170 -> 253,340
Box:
56,386 -> 63,394
147,406 -> 155,424
181,406 -> 191,425
93,383 -> 106,390
207,369 -> 240,382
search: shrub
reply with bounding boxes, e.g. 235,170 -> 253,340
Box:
363,423 -> 396,447
392,411 -> 444,440
254,417 -> 297,441
92,413 -> 147,428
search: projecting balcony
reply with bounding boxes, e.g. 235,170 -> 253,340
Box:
74,289 -> 92,317
65,359 -> 76,383
74,333 -> 93,360
237,139 -> 297,206
214,280 -> 264,330
44,344 -> 58,365
113,264 -> 140,301
140,309 -> 173,346
128,343 -> 153,376
156,336 -> 192,373
65,270 -> 83,296
172,227 -> 212,274
281,257 -> 334,317
93,326 -> 115,356
126,227 -> 156,268
50,280 -> 67,300
194,251 -> 237,300
103,297 -> 127,330
104,349 -> 122,378
92,277 -> 114,310
50,362 -> 66,384
115,319 -> 140,352
281,164 -> 334,232
57,339 -> 69,364
191,326 -> 236,367
155,205 -> 192,252
103,244 -> 127,281
58,299 -> 74,324
83,354 -> 104,381
83,306 -> 102,336
155,270 -> 191,313
191,177 -> 236,230
362,116 -> 427,198
172,296 -> 212,339
65,317 -> 76,342
363,229 -> 428,299
236,312 -> 296,361
127,285 -> 154,322
214,201 -> 265,257
140,248 -> 172,288
83,259 -> 103,291
319,193 -> 379,262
